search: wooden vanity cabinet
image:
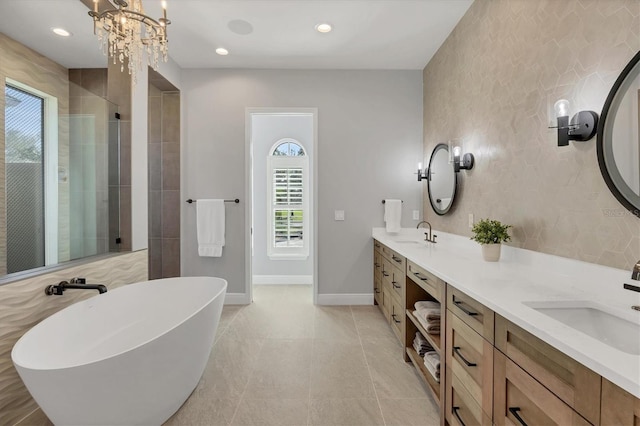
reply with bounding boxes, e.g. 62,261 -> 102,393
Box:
601,378 -> 640,425
373,239 -> 405,345
495,315 -> 601,425
445,286 -> 494,426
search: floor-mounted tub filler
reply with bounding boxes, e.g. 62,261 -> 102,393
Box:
12,277 -> 227,425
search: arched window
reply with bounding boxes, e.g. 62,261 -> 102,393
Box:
267,139 -> 309,259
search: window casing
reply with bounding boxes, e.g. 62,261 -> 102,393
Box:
267,139 -> 309,259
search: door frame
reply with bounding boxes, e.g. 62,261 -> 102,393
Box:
245,107 -> 318,304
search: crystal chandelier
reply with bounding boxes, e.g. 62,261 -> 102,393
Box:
89,0 -> 171,84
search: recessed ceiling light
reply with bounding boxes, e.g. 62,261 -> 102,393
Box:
315,23 -> 332,33
216,47 -> 229,56
52,28 -> 72,37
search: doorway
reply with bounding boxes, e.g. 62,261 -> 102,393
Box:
245,108 -> 318,304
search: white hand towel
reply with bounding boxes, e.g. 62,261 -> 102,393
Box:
384,199 -> 402,233
197,199 -> 225,257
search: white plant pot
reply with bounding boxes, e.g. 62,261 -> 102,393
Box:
481,243 -> 501,262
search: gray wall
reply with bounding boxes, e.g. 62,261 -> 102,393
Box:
181,69 -> 423,297
252,113 -> 314,278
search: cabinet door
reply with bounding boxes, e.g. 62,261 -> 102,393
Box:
446,311 -> 493,419
601,378 -> 640,425
407,260 -> 443,302
494,351 -> 591,426
389,291 -> 404,342
495,315 -> 601,424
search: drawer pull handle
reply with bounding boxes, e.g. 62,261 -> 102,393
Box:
391,313 -> 401,324
375,243 -> 380,248
374,263 -> 381,268
374,288 -> 380,294
452,407 -> 467,426
392,255 -> 402,263
453,298 -> 478,316
413,272 -> 428,281
453,346 -> 477,367
382,271 -> 389,277
508,407 -> 528,426
392,281 -> 401,289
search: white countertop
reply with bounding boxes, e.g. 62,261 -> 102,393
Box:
372,227 -> 640,398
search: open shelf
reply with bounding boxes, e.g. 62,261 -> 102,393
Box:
407,309 -> 441,354
406,347 -> 440,404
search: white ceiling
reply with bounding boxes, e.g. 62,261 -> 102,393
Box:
0,0 -> 473,70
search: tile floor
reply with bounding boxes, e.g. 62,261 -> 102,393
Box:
21,285 -> 439,425
164,285 -> 439,426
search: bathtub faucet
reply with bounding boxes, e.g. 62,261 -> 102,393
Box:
45,279 -> 107,296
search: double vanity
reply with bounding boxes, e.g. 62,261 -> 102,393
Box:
372,228 -> 640,425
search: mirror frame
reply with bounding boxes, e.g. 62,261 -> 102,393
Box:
427,143 -> 457,216
596,49 -> 640,218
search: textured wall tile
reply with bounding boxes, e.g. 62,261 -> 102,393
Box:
0,250 -> 148,425
423,0 -> 640,270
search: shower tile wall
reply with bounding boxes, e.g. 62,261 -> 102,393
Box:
422,0 -> 640,271
148,83 -> 180,279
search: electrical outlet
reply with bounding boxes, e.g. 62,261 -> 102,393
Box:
468,213 -> 474,228
412,210 -> 420,220
334,210 -> 345,221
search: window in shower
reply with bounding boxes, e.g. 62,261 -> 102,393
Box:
4,84 -> 47,273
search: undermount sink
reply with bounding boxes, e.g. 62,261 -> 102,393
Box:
523,301 -> 640,355
393,240 -> 420,244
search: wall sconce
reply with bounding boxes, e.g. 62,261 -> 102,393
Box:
449,141 -> 474,172
417,162 -> 428,181
552,99 -> 599,147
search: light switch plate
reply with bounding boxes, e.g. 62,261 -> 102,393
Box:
335,210 -> 345,221
412,210 -> 420,220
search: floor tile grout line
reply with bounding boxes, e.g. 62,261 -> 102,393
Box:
351,305 -> 388,426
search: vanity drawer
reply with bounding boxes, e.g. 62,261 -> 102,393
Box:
374,239 -> 383,253
446,310 -> 493,418
380,279 -> 391,318
381,244 -> 406,271
494,350 -> 591,426
389,292 -> 404,341
407,260 -> 444,302
382,258 -> 404,300
373,249 -> 383,282
446,367 -> 492,426
373,276 -> 382,306
447,286 -> 494,343
495,315 -> 601,425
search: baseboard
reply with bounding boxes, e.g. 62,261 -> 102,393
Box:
224,292 -> 250,305
252,275 -> 313,285
316,293 -> 374,306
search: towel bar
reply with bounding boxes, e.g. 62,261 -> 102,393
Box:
382,200 -> 403,204
186,199 -> 240,204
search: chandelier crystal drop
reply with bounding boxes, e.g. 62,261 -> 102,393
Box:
89,0 -> 170,84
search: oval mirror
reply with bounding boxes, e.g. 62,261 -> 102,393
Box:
597,50 -> 640,218
427,143 -> 457,215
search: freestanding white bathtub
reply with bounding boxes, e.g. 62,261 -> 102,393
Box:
11,276 -> 227,426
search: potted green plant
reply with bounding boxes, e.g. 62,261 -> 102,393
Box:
470,218 -> 512,262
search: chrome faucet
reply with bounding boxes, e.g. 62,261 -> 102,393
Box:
632,260 -> 640,281
416,221 -> 437,243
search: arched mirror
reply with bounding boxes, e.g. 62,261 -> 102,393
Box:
427,143 -> 456,215
597,50 -> 640,218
